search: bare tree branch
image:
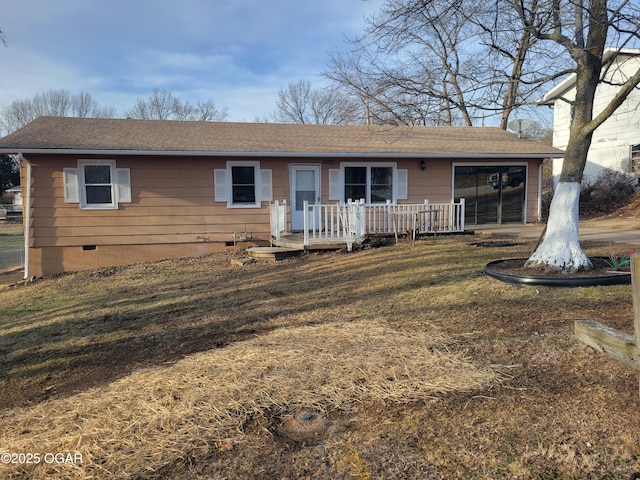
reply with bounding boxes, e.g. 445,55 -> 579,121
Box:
272,80 -> 361,125
125,89 -> 228,122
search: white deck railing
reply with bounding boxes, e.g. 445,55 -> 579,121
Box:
271,199 -> 466,250
269,200 -> 288,242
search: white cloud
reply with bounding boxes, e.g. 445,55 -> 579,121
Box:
0,0 -> 382,121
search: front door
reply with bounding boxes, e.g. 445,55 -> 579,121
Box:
291,165 -> 321,231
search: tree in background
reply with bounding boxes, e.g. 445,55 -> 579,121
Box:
271,80 -> 361,125
326,0 -> 567,127
71,91 -> 117,119
0,155 -> 19,191
125,89 -> 228,122
1,90 -> 116,134
0,88 -> 229,134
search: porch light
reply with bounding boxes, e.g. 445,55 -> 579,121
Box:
420,160 -> 426,170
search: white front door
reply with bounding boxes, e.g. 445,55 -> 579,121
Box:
291,165 -> 321,231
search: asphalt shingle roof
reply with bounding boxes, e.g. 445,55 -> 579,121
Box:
0,116 -> 564,158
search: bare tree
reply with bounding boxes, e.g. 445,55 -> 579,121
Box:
272,80 -> 361,125
0,27 -> 6,47
72,91 -> 117,118
126,89 -> 174,120
326,0 -> 569,127
192,100 -> 229,122
328,48 -> 468,126
522,0 -> 640,272
0,89 -> 116,134
125,89 -> 228,121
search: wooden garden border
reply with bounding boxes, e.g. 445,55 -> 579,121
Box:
575,254 -> 640,390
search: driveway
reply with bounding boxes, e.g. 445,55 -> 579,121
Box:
473,220 -> 640,244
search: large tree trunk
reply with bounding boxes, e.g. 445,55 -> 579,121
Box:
525,46 -> 604,272
526,119 -> 595,272
525,182 -> 591,272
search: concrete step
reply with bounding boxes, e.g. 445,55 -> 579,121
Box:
246,247 -> 304,261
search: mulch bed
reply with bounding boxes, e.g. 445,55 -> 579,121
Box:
488,256 -> 628,278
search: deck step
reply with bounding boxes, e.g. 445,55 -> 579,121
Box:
246,247 -> 303,261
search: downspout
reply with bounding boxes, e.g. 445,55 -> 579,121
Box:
20,154 -> 31,280
538,162 -> 544,223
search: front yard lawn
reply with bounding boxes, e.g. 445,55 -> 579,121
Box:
0,234 -> 639,479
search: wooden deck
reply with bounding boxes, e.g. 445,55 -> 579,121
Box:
271,231 -> 437,250
270,200 -> 466,252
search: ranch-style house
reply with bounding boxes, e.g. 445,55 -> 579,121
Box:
0,117 -> 563,277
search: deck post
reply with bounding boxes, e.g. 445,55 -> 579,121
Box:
574,253 -> 640,393
633,254 -> 640,393
423,199 -> 430,232
270,200 -> 278,246
303,200 -> 309,247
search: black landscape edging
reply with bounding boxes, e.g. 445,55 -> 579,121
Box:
484,257 -> 632,287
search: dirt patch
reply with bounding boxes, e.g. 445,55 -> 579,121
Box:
470,240 -> 521,248
278,411 -> 332,444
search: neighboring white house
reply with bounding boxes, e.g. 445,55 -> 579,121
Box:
540,48 -> 640,185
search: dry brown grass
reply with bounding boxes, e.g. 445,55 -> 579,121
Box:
1,232 -> 640,478
0,320 -> 496,478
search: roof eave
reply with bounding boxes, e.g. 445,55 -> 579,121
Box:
2,148 -> 564,159
539,48 -> 640,104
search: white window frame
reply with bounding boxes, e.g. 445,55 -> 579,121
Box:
227,160 -> 261,208
451,161 -> 529,223
631,144 -> 640,173
340,162 -> 398,204
78,159 -> 118,210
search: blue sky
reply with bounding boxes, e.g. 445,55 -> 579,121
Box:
0,0 -> 381,121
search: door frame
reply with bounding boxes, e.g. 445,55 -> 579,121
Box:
290,164 -> 321,231
451,162 -> 528,225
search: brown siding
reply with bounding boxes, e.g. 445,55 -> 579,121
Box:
26,155 -> 270,251
23,154 -> 272,275
22,154 -> 544,275
526,161 -> 543,222
399,158 -> 453,203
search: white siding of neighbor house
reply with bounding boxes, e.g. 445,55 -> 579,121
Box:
551,55 -> 640,184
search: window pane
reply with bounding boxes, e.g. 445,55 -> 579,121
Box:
231,165 -> 256,204
296,170 -> 315,190
86,185 -> 112,204
371,185 -> 392,203
84,165 -> 111,184
371,167 -> 392,203
232,186 -> 256,203
345,185 -> 366,201
632,145 -> 640,173
295,190 -> 316,210
345,167 -> 366,201
345,167 -> 366,184
371,167 -> 392,185
232,166 -> 255,185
